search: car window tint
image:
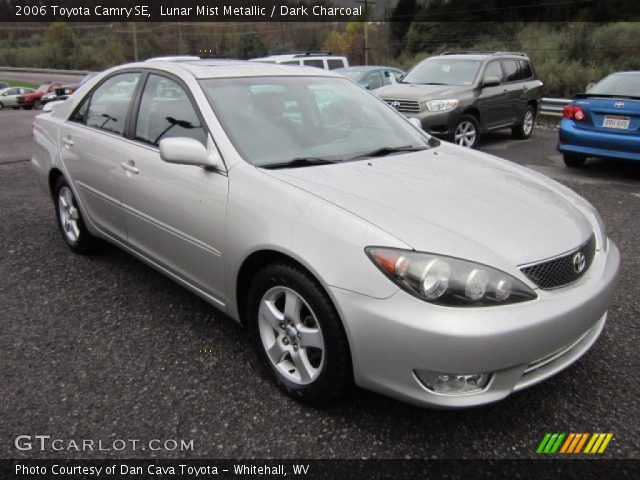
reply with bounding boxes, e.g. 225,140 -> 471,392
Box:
281,60 -> 300,65
85,72 -> 140,135
327,59 -> 345,70
501,60 -> 520,82
5,88 -> 18,95
303,59 -> 325,69
362,71 -> 382,90
135,74 -> 206,147
518,60 -> 533,79
484,61 -> 503,82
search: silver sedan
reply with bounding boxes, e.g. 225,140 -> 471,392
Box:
31,60 -> 619,408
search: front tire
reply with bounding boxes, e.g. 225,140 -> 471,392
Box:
453,114 -> 480,148
0,102 -> 4,110
563,154 -> 587,168
53,176 -> 98,254
34,99 -> 42,110
512,105 -> 536,139
247,263 -> 352,405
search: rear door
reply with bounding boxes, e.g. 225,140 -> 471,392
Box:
59,71 -> 142,241
500,59 -> 526,124
118,73 -> 228,303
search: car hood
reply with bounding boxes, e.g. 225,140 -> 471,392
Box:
264,145 -> 593,268
375,83 -> 467,100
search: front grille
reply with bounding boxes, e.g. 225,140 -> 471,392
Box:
382,98 -> 421,114
520,235 -> 596,289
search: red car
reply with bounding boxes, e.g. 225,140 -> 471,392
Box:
18,83 -> 62,110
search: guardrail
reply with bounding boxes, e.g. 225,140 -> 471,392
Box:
540,97 -> 571,116
0,66 -> 90,75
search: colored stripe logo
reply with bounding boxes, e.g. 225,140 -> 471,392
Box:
537,433 -> 613,454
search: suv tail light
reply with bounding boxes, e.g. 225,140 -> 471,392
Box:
563,105 -> 586,121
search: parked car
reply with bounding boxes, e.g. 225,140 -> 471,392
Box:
19,82 -> 62,110
375,51 -> 543,148
249,53 -> 348,70
40,75 -> 98,106
32,59 -> 618,409
0,81 -> 9,89
558,71 -> 640,167
335,66 -> 405,91
0,86 -> 36,109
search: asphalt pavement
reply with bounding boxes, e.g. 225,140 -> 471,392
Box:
1,109 -> 638,459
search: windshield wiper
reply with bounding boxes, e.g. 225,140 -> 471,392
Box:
259,157 -> 340,169
348,145 -> 427,160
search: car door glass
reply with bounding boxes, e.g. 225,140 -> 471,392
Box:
518,60 -> 533,79
134,74 -> 206,147
484,61 -> 503,83
327,59 -> 345,70
85,72 -> 140,135
362,71 -> 383,90
303,59 -> 325,69
501,60 -> 520,83
6,88 -> 18,96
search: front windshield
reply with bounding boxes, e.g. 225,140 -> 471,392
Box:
588,74 -> 640,98
200,76 -> 428,167
37,84 -> 49,92
403,58 -> 482,86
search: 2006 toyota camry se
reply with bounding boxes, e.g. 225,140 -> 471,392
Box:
31,59 -> 619,408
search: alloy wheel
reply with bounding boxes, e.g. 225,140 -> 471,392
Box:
57,186 -> 80,243
523,110 -> 534,136
258,286 -> 325,385
454,121 -> 477,147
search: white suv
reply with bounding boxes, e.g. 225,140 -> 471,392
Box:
249,53 -> 348,70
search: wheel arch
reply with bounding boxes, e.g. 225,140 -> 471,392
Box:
236,249 -> 330,325
48,167 -> 64,202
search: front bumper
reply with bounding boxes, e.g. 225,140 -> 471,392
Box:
558,119 -> 640,161
329,240 -> 619,408
405,110 -> 460,138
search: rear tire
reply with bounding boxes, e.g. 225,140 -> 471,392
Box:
53,176 -> 98,254
563,154 -> 587,168
247,263 -> 352,405
512,105 -> 536,139
0,102 -> 4,110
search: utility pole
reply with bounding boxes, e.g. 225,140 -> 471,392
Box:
355,0 -> 375,65
178,22 -> 183,54
132,22 -> 138,62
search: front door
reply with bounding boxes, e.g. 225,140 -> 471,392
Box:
118,73 -> 228,303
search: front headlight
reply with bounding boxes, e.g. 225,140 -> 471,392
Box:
425,99 -> 459,112
366,247 -> 537,307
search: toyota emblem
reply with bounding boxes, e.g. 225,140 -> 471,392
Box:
391,101 -> 401,109
572,252 -> 586,273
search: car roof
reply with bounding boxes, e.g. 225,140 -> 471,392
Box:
250,53 -> 347,60
610,71 -> 640,76
338,66 -> 402,72
119,59 -> 342,79
432,53 -> 529,61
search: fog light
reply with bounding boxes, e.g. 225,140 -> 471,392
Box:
414,369 -> 491,395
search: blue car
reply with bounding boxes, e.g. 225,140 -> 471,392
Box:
335,66 -> 405,91
558,71 -> 640,167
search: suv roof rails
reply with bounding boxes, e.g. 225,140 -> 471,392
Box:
441,51 -> 528,57
292,52 -> 337,58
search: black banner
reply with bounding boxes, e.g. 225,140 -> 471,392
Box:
2,459 -> 639,479
1,0 -> 640,22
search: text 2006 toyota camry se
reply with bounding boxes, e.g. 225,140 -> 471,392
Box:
31,60 -> 619,408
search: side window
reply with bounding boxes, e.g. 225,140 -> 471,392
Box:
362,71 -> 383,90
85,72 -> 140,135
484,61 -> 503,83
327,59 -> 345,70
281,60 -> 300,66
134,74 -> 206,147
518,60 -> 533,79
303,59 -> 325,69
501,60 -> 520,83
5,88 -> 18,96
70,97 -> 90,124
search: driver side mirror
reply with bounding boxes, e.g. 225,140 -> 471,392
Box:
482,76 -> 501,87
159,137 -> 224,170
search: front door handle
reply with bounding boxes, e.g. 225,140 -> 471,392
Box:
120,160 -> 139,174
62,136 -> 74,148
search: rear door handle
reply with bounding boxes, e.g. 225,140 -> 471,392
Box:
62,136 -> 74,148
120,161 -> 139,174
